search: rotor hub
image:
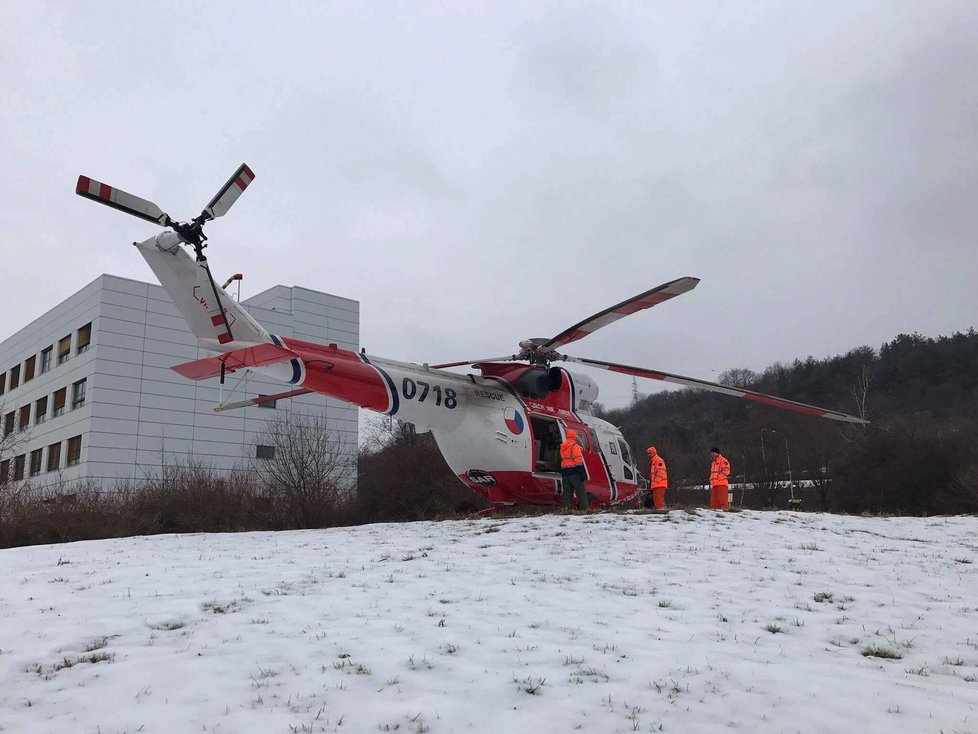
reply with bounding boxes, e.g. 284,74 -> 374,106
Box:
517,338 -> 562,365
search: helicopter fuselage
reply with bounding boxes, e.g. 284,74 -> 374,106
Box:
251,339 -> 641,507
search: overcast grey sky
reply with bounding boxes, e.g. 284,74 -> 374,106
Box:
2,1 -> 976,411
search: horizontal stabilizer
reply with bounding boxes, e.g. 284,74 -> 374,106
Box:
172,343 -> 297,381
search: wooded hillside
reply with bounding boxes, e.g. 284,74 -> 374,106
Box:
599,330 -> 978,513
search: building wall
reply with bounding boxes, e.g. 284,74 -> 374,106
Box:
0,274 -> 359,489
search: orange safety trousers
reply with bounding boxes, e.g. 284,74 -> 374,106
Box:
709,485 -> 730,510
652,487 -> 667,510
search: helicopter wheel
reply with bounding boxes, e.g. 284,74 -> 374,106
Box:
642,493 -> 655,510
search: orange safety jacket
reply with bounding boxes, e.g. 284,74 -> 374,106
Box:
650,455 -> 668,489
710,454 -> 731,487
560,439 -> 585,469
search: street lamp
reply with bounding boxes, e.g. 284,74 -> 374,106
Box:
762,428 -> 799,507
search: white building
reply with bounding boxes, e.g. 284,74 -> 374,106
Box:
0,275 -> 359,489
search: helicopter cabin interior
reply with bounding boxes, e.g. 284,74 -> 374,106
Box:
530,415 -> 563,473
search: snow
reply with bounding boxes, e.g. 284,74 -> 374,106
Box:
1,510 -> 977,733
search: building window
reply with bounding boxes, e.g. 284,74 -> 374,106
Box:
25,355 -> 38,382
34,396 -> 47,424
3,412 -> 13,437
24,355 -> 37,383
13,454 -> 25,481
72,379 -> 87,409
53,387 -> 67,417
58,335 -> 71,364
40,346 -> 53,374
47,442 -> 62,472
66,435 -> 82,466
10,364 -> 20,389
29,449 -> 42,477
256,444 -> 276,460
258,395 -> 277,409
18,404 -> 30,431
76,323 -> 92,353
0,372 -> 4,395
0,459 -> 8,484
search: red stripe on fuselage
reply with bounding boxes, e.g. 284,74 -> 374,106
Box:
280,338 -> 391,413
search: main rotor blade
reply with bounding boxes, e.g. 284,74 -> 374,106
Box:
563,355 -> 868,424
430,355 -> 520,369
541,277 -> 700,351
76,175 -> 171,226
200,163 -> 255,221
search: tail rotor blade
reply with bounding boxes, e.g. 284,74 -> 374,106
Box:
76,175 -> 171,226
200,163 -> 255,221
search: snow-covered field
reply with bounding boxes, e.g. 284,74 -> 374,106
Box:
1,511 -> 977,734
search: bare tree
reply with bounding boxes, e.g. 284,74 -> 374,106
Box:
0,401 -> 31,488
756,430 -> 786,507
794,420 -> 842,511
717,368 -> 760,388
850,362 -> 876,423
251,413 -> 356,527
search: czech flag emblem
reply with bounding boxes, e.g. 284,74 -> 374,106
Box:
504,406 -> 525,435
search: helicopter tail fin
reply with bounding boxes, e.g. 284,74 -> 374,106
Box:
135,232 -> 270,350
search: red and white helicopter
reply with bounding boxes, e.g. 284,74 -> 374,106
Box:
77,165 -> 867,510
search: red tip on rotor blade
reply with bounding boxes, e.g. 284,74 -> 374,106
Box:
235,165 -> 255,191
235,164 -> 255,191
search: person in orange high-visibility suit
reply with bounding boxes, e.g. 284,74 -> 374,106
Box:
646,446 -> 668,510
560,429 -> 589,511
709,447 -> 731,510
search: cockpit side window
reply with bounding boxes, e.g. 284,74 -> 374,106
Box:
617,439 -> 634,480
617,439 -> 633,467
574,429 -> 591,452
